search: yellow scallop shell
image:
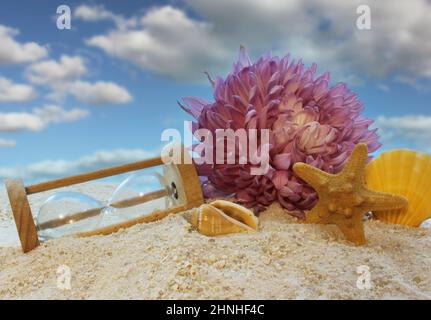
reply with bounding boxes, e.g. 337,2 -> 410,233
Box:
365,149 -> 431,227
190,200 -> 258,236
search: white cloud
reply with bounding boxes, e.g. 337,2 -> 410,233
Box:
75,4 -> 115,21
376,115 -> 431,136
82,1 -> 431,86
25,55 -> 87,85
394,75 -> 430,92
377,84 -> 390,92
0,105 -> 89,132
74,4 -> 136,29
0,76 -> 37,102
0,138 -> 16,147
375,115 -> 431,151
0,112 -> 44,132
0,25 -> 48,65
68,80 -> 132,105
86,6 -> 229,81
186,0 -> 431,83
0,148 -> 157,181
25,55 -> 132,105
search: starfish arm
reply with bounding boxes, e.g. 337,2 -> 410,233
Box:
362,189 -> 408,212
336,213 -> 366,245
304,202 -> 330,223
341,144 -> 368,180
293,163 -> 331,190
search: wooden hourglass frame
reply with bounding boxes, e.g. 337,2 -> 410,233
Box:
5,145 -> 203,253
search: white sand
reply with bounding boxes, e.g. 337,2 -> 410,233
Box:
0,183 -> 430,299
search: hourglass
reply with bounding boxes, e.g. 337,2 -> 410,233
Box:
5,143 -> 203,253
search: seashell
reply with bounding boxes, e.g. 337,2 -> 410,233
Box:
366,149 -> 431,227
209,200 -> 259,231
189,201 -> 258,236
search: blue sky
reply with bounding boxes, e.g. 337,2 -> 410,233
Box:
0,0 -> 430,184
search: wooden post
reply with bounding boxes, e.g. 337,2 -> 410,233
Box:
5,179 -> 39,253
25,156 -> 164,194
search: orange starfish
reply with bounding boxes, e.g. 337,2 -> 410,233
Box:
293,143 -> 408,245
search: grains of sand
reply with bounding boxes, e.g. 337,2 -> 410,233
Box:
0,184 -> 430,299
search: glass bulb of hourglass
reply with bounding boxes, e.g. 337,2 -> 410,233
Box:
36,192 -> 104,240
103,172 -> 171,226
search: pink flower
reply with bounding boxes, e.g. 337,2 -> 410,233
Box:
180,47 -> 381,215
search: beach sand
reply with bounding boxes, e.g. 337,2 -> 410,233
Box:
0,183 -> 430,299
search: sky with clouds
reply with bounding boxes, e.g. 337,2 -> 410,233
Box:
0,0 -> 430,184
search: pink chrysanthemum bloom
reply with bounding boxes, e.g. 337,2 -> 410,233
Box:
180,47 -> 381,216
